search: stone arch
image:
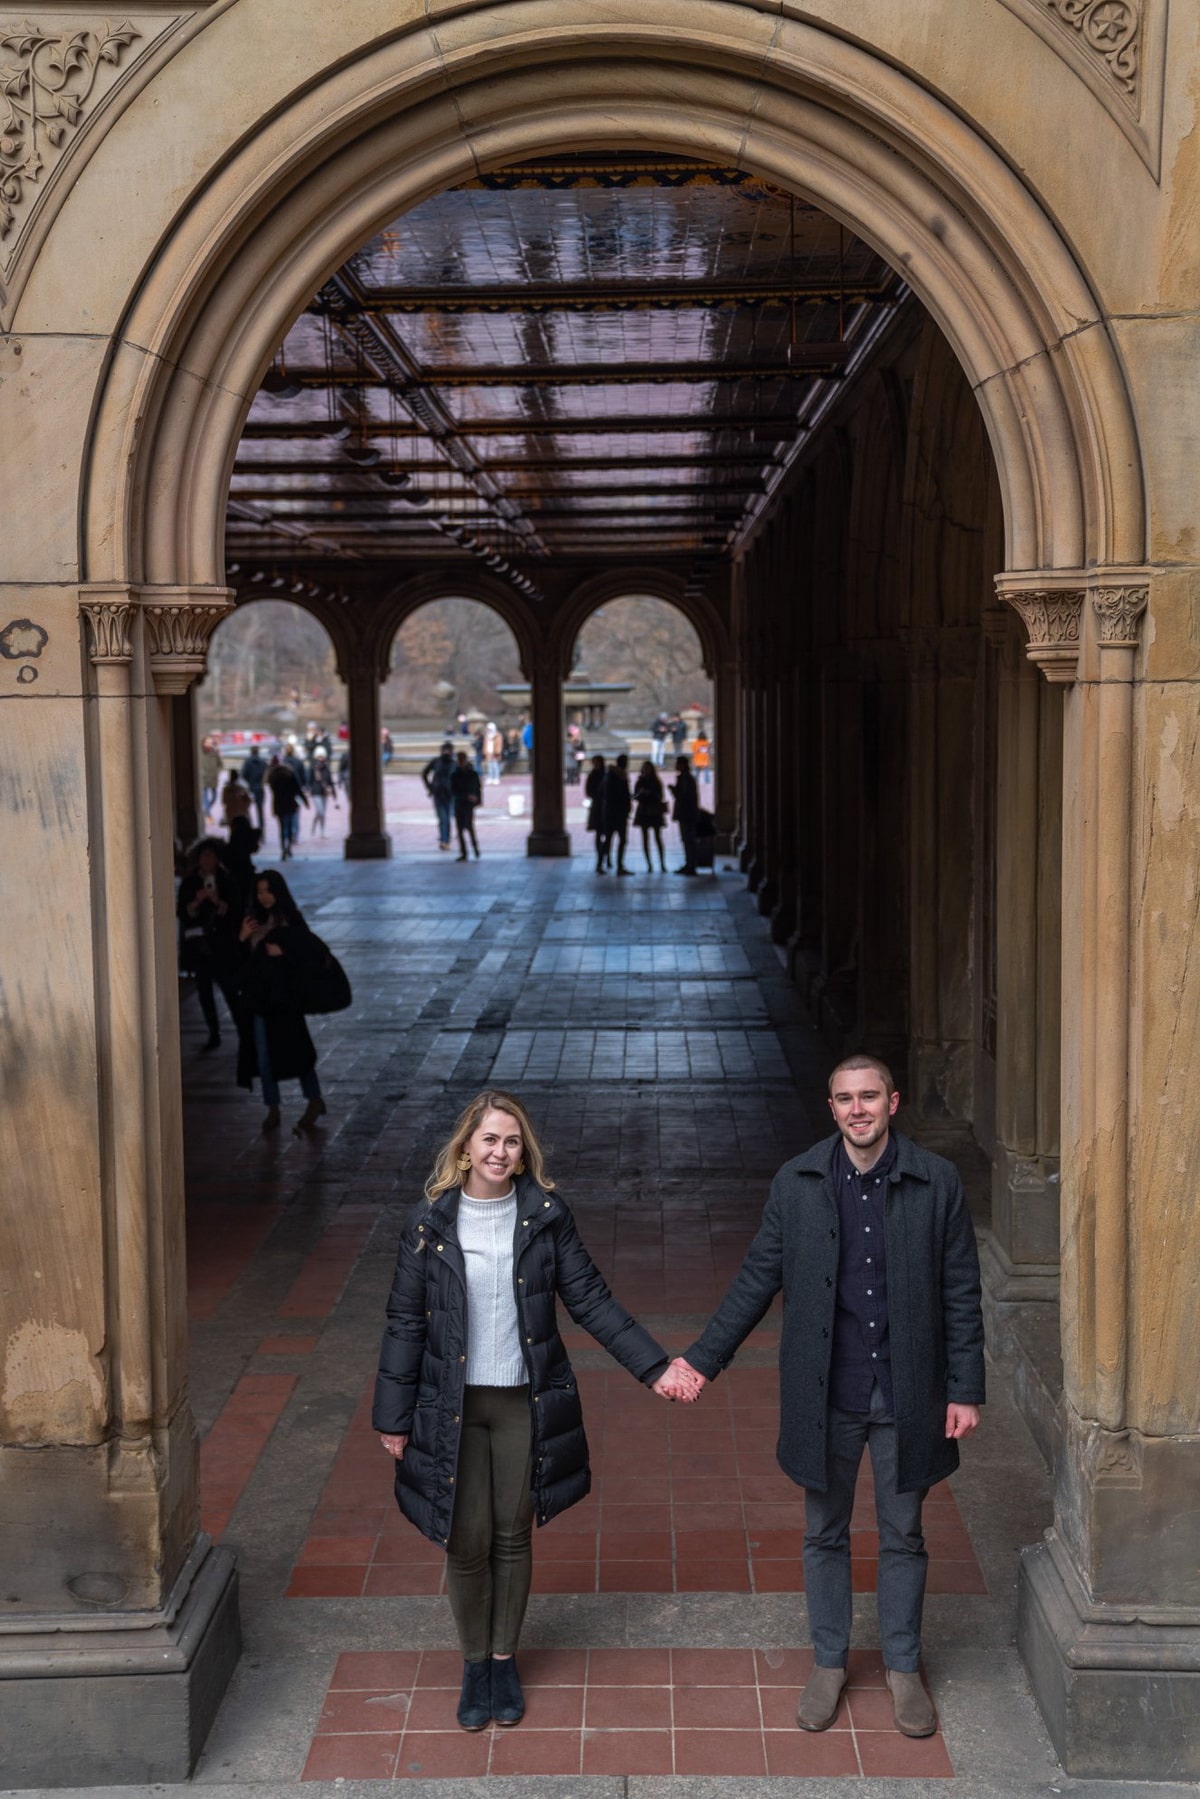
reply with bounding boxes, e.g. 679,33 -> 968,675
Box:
222,583 -> 357,685
376,572 -> 539,685
553,569 -> 729,682
68,6 -> 1146,598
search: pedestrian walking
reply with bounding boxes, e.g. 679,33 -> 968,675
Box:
669,753 -> 700,875
309,747 -> 335,835
658,1055 -> 984,1740
632,760 -> 667,871
692,727 -> 712,790
451,750 -> 482,860
650,713 -> 668,768
601,753 -> 633,875
235,870 -> 327,1136
266,753 -> 308,860
220,774 -> 260,912
177,839 -> 241,1050
240,744 -> 267,833
381,727 -> 394,767
584,754 -> 607,867
200,735 -> 223,822
484,722 -> 504,785
423,740 -> 457,851
374,1089 -> 678,1731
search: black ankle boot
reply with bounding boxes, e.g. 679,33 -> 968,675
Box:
456,1659 -> 491,1731
490,1656 -> 524,1726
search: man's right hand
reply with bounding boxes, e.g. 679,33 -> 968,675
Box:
379,1433 -> 408,1459
653,1357 -> 707,1403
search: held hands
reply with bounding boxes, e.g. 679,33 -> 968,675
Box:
944,1403 -> 981,1440
379,1433 -> 408,1459
652,1356 -> 707,1405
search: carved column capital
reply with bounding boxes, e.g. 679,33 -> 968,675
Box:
1093,583 -> 1149,649
141,586 -> 234,695
1000,584 -> 1086,684
81,590 -> 136,666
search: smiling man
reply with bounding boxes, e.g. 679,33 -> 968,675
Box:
662,1054 -> 984,1739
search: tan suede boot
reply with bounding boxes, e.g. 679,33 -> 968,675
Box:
885,1669 -> 936,1737
795,1665 -> 847,1731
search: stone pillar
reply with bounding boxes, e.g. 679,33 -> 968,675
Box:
980,603 -> 1062,1328
340,650 -> 391,859
854,643 -> 910,1070
712,653 -> 739,849
526,646 -> 569,856
171,687 -> 202,847
1003,567 -> 1200,1781
0,583 -> 240,1786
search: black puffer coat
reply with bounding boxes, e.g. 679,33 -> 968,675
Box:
373,1178 -> 667,1547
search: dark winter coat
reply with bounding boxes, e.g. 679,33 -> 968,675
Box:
373,1178 -> 668,1548
670,767 -> 699,826
450,763 -> 481,821
602,766 -> 631,827
267,763 -> 306,818
584,766 -> 605,833
235,919 -> 318,1088
683,1131 -> 985,1494
632,771 -> 666,830
176,867 -> 240,975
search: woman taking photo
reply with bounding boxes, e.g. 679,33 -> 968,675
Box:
632,759 -> 667,872
236,870 -> 326,1135
374,1091 -> 683,1731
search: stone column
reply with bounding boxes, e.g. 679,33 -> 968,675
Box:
526,646 -> 569,856
0,584 -> 240,1785
712,653 -> 739,850
171,686 -> 202,846
1003,567 -> 1200,1781
979,602 -> 1063,1343
340,650 -> 391,859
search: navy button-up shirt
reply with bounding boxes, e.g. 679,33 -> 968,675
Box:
829,1133 -> 897,1413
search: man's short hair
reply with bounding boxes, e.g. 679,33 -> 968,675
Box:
828,1053 -> 896,1097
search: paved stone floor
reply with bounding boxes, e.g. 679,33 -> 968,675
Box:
10,805 -> 1191,1798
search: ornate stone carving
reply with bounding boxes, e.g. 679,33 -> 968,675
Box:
1046,0 -> 1140,101
996,0 -> 1164,175
1005,588 -> 1085,684
1091,1427 -> 1143,1487
81,597 -> 134,665
0,18 -> 142,241
1093,584 -> 1148,647
143,593 -> 232,694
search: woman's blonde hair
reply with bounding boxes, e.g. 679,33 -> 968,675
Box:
426,1090 -> 555,1200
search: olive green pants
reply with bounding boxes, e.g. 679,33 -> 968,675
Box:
446,1385 -> 534,1660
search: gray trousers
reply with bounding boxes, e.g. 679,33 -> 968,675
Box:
803,1383 -> 929,1672
446,1385 -> 534,1660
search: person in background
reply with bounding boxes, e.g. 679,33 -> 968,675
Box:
520,716 -> 533,761
200,735 -> 223,823
220,774 -> 260,912
484,722 -> 504,786
309,746 -> 335,836
177,839 -> 240,1051
650,713 -> 668,768
423,740 -> 457,852
671,713 -> 688,759
601,753 -> 633,876
633,759 -> 667,872
584,753 -> 607,867
381,726 -> 394,767
669,752 -> 700,876
267,753 -> 308,861
451,749 -> 482,860
236,870 -> 326,1136
374,1090 -> 678,1732
692,727 -> 712,790
240,743 -> 268,834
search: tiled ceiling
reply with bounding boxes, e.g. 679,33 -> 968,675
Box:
226,155 -> 903,585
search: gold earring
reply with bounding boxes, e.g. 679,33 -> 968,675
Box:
456,1151 -> 471,1173
514,1159 -> 525,1176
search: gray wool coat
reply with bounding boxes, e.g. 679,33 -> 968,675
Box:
683,1131 -> 985,1494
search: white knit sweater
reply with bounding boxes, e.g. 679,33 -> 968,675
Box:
458,1191 -> 527,1387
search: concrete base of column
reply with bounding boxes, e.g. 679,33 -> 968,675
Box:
1018,1535 -> 1200,1781
344,831 -> 392,859
0,1543 -> 240,1786
526,828 -> 571,857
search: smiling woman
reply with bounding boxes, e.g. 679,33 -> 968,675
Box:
372,1087 -> 688,1731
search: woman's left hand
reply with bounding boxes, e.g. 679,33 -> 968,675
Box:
379,1433 -> 408,1458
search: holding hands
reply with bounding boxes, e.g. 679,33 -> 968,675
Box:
652,1356 -> 707,1404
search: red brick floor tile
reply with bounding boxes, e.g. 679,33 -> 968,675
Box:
752,1559 -> 804,1592
846,1647 -> 889,1685
582,1729 -> 674,1775
488,1728 -> 582,1775
856,1728 -> 954,1777
417,1649 -> 469,1686
331,1651 -> 421,1689
518,1647 -> 588,1686
852,1557 -> 880,1591
318,1689 -> 414,1734
600,1502 -> 673,1532
257,1334 -> 317,1356
673,1528 -> 747,1558
585,1684 -> 672,1729
674,1558 -> 751,1591
531,1559 -> 596,1593
587,1646 -> 672,1686
301,1733 -> 399,1781
597,1530 -> 673,1560
764,1729 -> 861,1775
748,1527 -> 806,1556
755,1645 -> 816,1686
673,1730 -> 767,1775
673,1684 -> 762,1730
598,1560 -> 673,1592
847,1684 -> 909,1730
522,1684 -> 585,1728
362,1562 -> 444,1597
671,1502 -> 746,1528
672,1646 -> 758,1686
927,1559 -> 989,1594
402,1688 -> 467,1733
393,1731 -> 490,1779
286,1565 -> 366,1598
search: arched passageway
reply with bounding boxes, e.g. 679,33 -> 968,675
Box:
2,7 -> 1194,1787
